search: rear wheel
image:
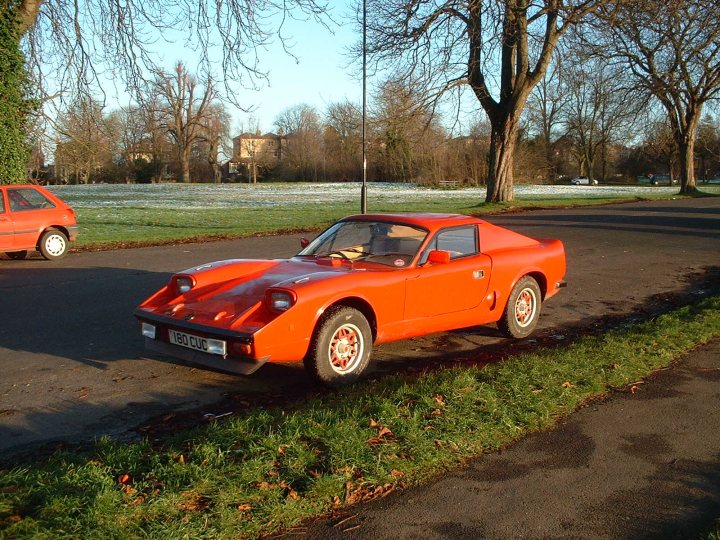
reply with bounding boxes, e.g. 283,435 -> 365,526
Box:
38,229 -> 69,260
498,276 -> 542,339
304,306 -> 372,387
6,251 -> 28,260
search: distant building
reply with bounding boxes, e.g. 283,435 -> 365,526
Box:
225,131 -> 287,182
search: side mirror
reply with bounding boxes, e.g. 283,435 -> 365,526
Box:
300,238 -> 310,249
427,250 -> 451,264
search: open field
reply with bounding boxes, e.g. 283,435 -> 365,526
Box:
47,182 -> 720,247
2,294 -> 719,538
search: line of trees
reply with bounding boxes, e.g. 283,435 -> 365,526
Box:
41,65 -> 720,185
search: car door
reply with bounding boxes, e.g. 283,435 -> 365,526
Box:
404,225 -> 491,320
6,187 -> 53,249
0,188 -> 14,250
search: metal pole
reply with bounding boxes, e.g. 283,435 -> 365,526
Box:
361,0 -> 368,214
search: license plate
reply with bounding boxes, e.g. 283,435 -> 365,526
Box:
168,329 -> 226,356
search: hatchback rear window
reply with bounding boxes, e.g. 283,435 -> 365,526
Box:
7,188 -> 55,212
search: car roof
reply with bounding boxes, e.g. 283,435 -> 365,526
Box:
342,213 -> 485,231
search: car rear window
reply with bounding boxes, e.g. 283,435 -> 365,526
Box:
7,188 -> 55,212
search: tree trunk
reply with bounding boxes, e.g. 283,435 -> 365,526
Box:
677,135 -> 698,194
485,115 -> 520,203
180,149 -> 191,183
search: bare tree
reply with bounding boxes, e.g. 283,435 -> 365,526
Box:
563,57 -> 640,181
324,100 -> 362,181
370,80 -> 443,183
152,63 -> 217,183
274,104 -> 324,181
595,0 -> 720,192
17,0 -> 331,109
363,0 -> 611,202
526,57 -> 569,183
202,104 -> 231,183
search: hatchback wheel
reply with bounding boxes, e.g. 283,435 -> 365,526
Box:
39,230 -> 69,260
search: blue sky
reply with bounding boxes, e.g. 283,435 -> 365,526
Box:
143,3 -> 363,135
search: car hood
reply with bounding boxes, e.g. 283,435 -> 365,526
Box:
153,258 -> 358,330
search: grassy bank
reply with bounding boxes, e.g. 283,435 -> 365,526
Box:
70,196 -> 651,247
2,295 -> 719,538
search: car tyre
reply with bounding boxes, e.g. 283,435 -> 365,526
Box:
6,250 -> 28,260
304,306 -> 372,387
498,276 -> 542,339
38,229 -> 69,260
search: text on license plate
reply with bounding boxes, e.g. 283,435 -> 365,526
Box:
168,329 -> 227,355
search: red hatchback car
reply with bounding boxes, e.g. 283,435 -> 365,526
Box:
0,184 -> 78,260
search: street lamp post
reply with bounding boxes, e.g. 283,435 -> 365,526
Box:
361,0 -> 368,214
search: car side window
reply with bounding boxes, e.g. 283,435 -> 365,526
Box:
0,191 -> 5,213
7,188 -> 55,212
420,226 -> 479,264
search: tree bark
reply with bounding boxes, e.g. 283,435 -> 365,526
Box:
180,148 -> 191,183
18,0 -> 44,35
677,135 -> 698,194
486,114 -> 521,203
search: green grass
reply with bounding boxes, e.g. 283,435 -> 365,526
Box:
72,192 -> 710,248
2,295 -> 720,538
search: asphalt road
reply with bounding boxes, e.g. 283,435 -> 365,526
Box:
1,197 -> 719,462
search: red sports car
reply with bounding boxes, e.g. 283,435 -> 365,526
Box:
135,213 -> 566,386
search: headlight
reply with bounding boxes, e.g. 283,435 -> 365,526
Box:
268,290 -> 296,312
141,322 -> 156,339
176,276 -> 194,295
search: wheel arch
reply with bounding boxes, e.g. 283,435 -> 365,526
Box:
525,270 -> 548,300
317,296 -> 378,343
36,225 -> 71,248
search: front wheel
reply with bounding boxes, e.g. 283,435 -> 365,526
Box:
38,229 -> 69,260
498,276 -> 542,339
304,306 -> 373,387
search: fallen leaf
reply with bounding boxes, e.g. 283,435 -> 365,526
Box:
434,439 -> 444,448
176,454 -> 185,464
630,385 -> 641,394
390,469 -> 405,479
257,481 -> 276,490
430,409 -> 443,416
237,503 -> 252,512
369,418 -> 379,428
433,394 -> 446,407
178,492 -> 212,512
562,381 -> 575,388
118,474 -> 131,485
531,389 -> 543,394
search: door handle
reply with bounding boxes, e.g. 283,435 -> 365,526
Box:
473,270 -> 485,279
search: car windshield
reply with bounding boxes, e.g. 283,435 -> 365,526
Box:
298,220 -> 428,267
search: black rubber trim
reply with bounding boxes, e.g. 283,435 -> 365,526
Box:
134,309 -> 254,343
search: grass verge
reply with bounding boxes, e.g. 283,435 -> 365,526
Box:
2,295 -> 720,538
72,193 -> 702,249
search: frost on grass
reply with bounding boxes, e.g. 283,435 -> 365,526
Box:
47,182 -> 684,210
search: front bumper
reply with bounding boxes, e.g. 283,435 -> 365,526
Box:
143,337 -> 268,375
135,309 -> 267,375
